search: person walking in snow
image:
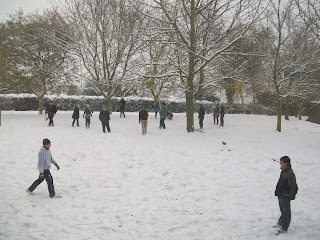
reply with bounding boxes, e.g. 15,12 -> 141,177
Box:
153,102 -> 159,118
45,101 -> 57,127
119,98 -> 126,118
26,138 -> 60,198
159,102 -> 167,129
274,156 -> 298,235
220,102 -> 225,127
213,103 -> 220,124
99,106 -> 111,133
139,106 -> 149,135
72,105 -> 80,127
83,104 -> 93,129
198,105 -> 205,129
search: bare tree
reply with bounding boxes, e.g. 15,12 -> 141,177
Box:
133,0 -> 264,132
59,0 -> 145,112
135,17 -> 180,104
280,21 -> 320,120
263,0 -> 296,132
295,0 -> 320,40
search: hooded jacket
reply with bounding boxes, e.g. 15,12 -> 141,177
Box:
37,146 -> 57,174
275,166 -> 298,200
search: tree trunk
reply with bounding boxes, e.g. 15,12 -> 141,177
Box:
38,97 -> 44,114
275,85 -> 281,132
285,96 -> 289,120
105,99 -> 112,113
252,94 -> 256,114
186,87 -> 194,132
298,102 -> 302,120
225,79 -> 235,104
186,0 -> 196,132
294,98 -> 298,118
194,68 -> 204,100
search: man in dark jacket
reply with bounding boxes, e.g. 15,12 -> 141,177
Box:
213,103 -> 220,124
198,105 -> 205,129
139,106 -> 149,135
45,101 -> 57,127
99,107 -> 110,133
220,103 -> 225,127
274,156 -> 298,235
83,104 -> 93,129
72,105 -> 80,127
119,98 -> 126,118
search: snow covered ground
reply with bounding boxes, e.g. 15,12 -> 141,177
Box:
0,111 -> 319,240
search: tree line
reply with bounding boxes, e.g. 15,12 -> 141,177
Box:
0,0 -> 319,132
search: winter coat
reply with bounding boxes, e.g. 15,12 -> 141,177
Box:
139,110 -> 149,121
159,106 -> 167,119
45,104 -> 57,116
199,107 -> 205,119
120,99 -> 126,111
99,110 -> 110,122
72,107 -> 80,119
220,105 -> 225,117
213,105 -> 220,117
275,166 -> 298,200
83,107 -> 92,118
37,146 -> 57,174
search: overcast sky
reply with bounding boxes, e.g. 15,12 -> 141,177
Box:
0,0 -> 52,22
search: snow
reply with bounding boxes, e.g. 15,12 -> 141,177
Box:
0,111 -> 319,240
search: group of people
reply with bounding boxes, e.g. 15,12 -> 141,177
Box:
46,100 -> 169,135
198,102 -> 225,130
49,100 -> 227,133
71,104 -> 93,129
31,101 -> 299,236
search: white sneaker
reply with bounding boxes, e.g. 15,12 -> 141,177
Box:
26,188 -> 35,195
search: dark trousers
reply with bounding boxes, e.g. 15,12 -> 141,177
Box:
72,118 -> 79,126
160,117 -> 166,129
101,120 -> 110,132
28,169 -> 55,198
85,117 -> 91,128
214,115 -> 219,124
120,111 -> 125,118
278,197 -> 291,230
220,116 -> 224,126
199,117 -> 204,129
48,115 -> 54,126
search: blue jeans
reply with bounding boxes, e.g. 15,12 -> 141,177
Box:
278,197 -> 291,230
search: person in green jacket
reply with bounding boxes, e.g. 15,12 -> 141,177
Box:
159,102 -> 167,129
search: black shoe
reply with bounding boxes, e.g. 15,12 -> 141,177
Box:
275,229 -> 287,235
26,188 -> 34,195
